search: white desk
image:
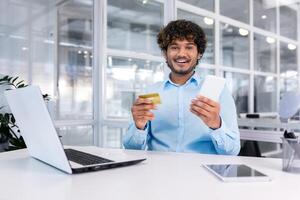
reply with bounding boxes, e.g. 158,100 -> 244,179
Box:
1,147 -> 299,200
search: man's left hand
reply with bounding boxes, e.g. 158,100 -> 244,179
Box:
190,95 -> 221,129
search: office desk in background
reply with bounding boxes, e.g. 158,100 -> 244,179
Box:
0,147 -> 299,200
238,118 -> 300,143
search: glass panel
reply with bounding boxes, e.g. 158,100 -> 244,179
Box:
179,0 -> 214,11
220,0 -> 249,23
102,126 -> 126,148
57,0 -> 93,120
58,125 -> 93,146
280,42 -> 297,77
280,2 -> 298,40
196,68 -> 214,79
280,78 -> 298,93
254,33 -> 276,73
280,41 -> 298,111
106,56 -> 165,118
254,75 -> 277,112
177,9 -> 214,64
253,0 -> 277,33
107,0 -> 163,55
31,8 -> 55,97
0,1 -> 29,81
0,1 -> 95,148
223,72 -> 249,115
220,23 -> 250,69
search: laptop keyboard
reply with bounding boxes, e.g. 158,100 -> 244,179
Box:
64,149 -> 113,166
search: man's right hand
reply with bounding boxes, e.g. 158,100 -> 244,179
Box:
131,98 -> 156,130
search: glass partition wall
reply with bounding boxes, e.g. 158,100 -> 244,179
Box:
0,0 -> 299,149
0,0 -> 95,146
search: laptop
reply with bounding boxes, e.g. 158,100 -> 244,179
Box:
4,86 -> 146,174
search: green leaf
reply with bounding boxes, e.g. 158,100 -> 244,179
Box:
12,76 -> 19,84
9,136 -> 26,149
17,84 -> 25,88
11,115 -> 16,124
4,113 -> 9,122
16,80 -> 24,86
0,125 -> 10,137
42,94 -> 51,100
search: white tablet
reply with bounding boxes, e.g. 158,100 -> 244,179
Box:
203,164 -> 271,182
198,75 -> 226,102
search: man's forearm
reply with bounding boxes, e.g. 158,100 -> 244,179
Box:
123,123 -> 148,150
210,118 -> 241,155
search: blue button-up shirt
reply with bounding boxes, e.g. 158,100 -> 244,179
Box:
123,73 -> 240,155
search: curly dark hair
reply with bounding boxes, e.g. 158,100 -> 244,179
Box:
157,19 -> 207,55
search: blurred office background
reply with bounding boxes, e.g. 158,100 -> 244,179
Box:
0,0 -> 299,157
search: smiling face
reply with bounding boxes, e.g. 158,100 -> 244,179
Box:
164,38 -> 201,78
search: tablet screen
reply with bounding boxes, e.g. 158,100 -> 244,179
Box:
204,164 -> 271,182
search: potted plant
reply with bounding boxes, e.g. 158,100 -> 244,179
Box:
0,75 -> 28,151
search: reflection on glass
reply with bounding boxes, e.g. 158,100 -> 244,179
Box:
280,42 -> 297,77
58,125 -> 93,146
196,68 -> 214,79
280,3 -> 298,40
280,78 -> 298,94
106,56 -> 165,118
220,0 -> 249,23
206,164 -> 267,177
179,0 -> 214,11
253,0 -> 277,32
107,0 -> 163,55
32,10 -> 55,97
0,1 -> 29,82
220,23 -> 250,69
57,1 -> 93,120
177,9 -> 214,64
103,126 -> 126,148
254,33 -> 276,73
223,72 -> 249,115
254,75 -> 277,112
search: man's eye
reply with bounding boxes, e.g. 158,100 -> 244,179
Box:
170,46 -> 178,50
186,46 -> 194,50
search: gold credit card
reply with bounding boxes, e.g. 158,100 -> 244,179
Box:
139,93 -> 161,104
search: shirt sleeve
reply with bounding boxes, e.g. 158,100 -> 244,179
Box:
209,87 -> 241,155
122,120 -> 149,150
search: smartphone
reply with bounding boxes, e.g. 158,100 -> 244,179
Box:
198,75 -> 226,102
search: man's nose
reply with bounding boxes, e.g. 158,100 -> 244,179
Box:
177,47 -> 187,57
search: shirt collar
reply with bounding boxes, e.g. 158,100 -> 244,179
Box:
163,71 -> 201,89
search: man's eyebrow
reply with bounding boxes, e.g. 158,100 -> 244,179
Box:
169,42 -> 196,45
186,42 -> 196,45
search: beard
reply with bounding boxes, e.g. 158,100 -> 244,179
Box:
166,58 -> 198,75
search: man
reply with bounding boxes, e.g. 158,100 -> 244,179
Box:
123,19 -> 240,155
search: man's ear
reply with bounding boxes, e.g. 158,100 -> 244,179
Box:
198,53 -> 202,59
